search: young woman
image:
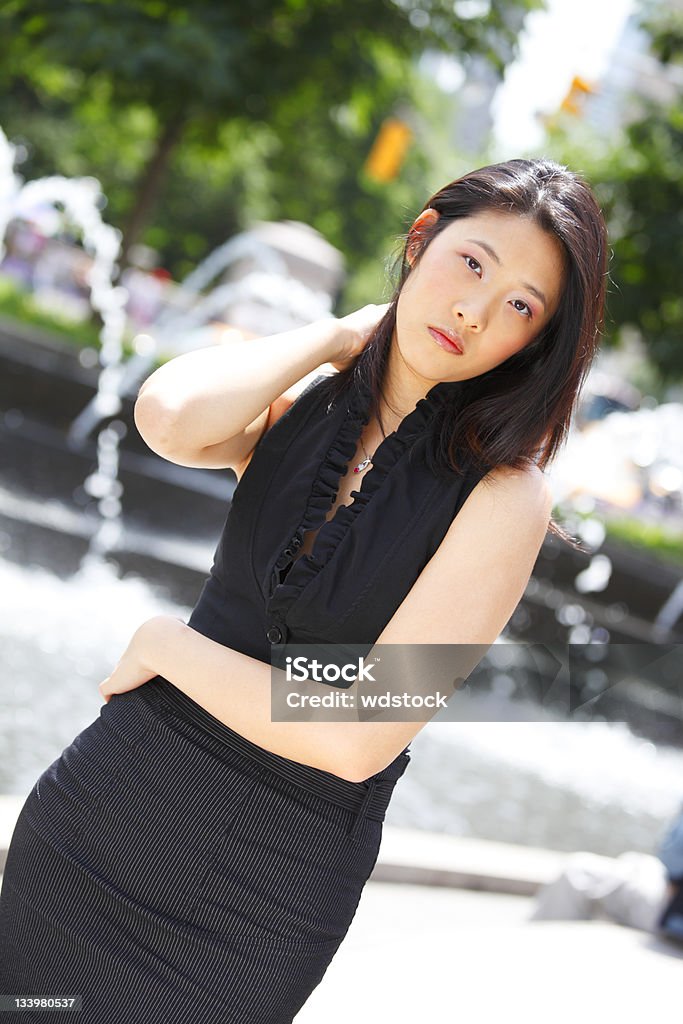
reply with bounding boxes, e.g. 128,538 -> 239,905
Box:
0,157 -> 609,1022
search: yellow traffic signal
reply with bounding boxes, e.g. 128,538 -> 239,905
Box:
560,75 -> 596,116
364,118 -> 413,182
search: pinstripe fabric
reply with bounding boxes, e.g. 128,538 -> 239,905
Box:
0,681 -> 409,1022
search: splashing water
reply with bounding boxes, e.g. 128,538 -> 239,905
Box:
0,124 -> 129,557
0,121 -> 341,569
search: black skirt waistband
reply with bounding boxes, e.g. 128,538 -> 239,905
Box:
135,677 -> 409,829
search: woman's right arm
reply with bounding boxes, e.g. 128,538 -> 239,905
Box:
133,317 -> 351,473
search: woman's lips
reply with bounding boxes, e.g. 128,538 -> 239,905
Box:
428,326 -> 464,355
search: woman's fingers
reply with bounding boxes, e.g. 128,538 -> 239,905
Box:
330,303 -> 392,370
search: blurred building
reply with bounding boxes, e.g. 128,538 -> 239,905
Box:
582,2 -> 683,137
420,5 -> 529,156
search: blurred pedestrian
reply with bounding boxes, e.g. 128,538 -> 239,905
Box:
530,802 -> 683,943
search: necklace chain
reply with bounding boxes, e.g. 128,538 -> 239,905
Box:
353,434 -> 375,474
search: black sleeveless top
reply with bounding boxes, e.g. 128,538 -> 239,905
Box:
186,372 -> 489,664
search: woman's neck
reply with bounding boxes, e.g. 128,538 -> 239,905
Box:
379,334 -> 439,429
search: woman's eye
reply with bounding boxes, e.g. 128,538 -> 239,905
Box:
512,299 -> 533,319
463,255 -> 481,274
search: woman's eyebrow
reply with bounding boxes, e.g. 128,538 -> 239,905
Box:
466,238 -> 502,265
465,237 -> 548,311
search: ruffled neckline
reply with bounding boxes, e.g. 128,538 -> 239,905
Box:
266,375 -> 463,612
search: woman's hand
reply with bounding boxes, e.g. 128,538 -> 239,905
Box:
328,303 -> 391,372
98,615 -> 182,703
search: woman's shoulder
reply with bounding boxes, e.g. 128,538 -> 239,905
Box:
461,460 -> 553,533
480,460 -> 550,497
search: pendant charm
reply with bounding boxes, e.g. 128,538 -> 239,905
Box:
353,458 -> 372,474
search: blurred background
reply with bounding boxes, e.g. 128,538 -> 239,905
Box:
0,0 -> 682,860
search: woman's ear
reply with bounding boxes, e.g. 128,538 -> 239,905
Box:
406,208 -> 440,265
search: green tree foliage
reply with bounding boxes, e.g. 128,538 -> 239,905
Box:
598,104 -> 683,386
541,1 -> 683,387
0,0 -> 541,280
640,0 -> 683,64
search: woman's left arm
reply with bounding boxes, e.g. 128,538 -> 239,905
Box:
100,464 -> 552,783
98,616 -> 364,780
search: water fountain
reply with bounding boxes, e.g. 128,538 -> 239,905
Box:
0,123 -> 341,574
0,124 -> 129,564
82,229 -> 338,422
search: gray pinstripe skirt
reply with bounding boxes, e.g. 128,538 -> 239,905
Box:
0,678 -> 410,1023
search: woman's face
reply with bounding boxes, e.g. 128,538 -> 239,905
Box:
393,209 -> 566,385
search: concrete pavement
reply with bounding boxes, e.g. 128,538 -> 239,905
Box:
294,882 -> 683,1022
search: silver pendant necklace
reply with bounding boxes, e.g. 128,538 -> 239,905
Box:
353,436 -> 375,474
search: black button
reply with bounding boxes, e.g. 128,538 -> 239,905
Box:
266,625 -> 283,644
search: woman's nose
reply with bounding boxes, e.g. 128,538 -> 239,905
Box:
453,301 -> 485,332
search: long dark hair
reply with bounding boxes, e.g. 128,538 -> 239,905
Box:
328,157 -> 610,548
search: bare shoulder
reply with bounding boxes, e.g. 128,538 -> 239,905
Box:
438,461 -> 553,563
469,462 -> 553,524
